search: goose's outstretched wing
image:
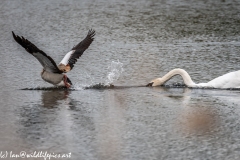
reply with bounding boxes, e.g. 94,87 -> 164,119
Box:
58,29 -> 95,72
12,31 -> 63,74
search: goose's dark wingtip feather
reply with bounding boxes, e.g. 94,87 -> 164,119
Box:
12,32 -> 37,54
88,29 -> 95,39
71,29 -> 95,51
12,31 -> 19,44
12,31 -> 16,37
12,31 -> 18,38
68,29 -> 96,70
12,31 -> 63,74
12,31 -> 30,53
12,31 -> 21,43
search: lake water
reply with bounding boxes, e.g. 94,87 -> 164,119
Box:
1,0 -> 240,159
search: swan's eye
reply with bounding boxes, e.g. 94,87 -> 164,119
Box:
146,82 -> 154,87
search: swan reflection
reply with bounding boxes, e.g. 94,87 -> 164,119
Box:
177,89 -> 220,135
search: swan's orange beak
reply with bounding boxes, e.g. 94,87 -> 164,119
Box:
146,82 -> 153,87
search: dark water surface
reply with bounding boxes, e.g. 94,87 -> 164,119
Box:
1,0 -> 240,159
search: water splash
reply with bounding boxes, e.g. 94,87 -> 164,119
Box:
72,60 -> 124,89
105,60 -> 124,86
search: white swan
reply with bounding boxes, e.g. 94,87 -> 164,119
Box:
146,68 -> 240,89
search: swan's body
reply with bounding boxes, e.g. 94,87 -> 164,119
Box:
147,68 -> 240,89
12,30 -> 95,88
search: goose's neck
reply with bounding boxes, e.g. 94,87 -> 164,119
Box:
161,69 -> 196,87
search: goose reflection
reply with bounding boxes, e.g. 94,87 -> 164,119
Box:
41,90 -> 75,109
18,90 -> 77,151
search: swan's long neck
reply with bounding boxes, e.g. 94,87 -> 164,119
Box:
150,68 -> 240,88
159,69 -> 197,87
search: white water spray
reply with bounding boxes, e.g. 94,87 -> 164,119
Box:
66,60 -> 124,89
105,60 -> 124,86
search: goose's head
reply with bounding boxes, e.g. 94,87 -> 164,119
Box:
146,78 -> 164,87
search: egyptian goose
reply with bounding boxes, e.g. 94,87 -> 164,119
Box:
12,29 -> 95,88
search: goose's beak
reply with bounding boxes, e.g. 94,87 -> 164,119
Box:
146,82 -> 153,87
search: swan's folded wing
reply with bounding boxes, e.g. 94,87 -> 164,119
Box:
58,29 -> 95,72
12,31 -> 63,74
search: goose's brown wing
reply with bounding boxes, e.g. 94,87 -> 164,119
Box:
12,31 -> 62,74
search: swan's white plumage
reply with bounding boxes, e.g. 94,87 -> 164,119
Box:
204,71 -> 240,88
149,68 -> 240,89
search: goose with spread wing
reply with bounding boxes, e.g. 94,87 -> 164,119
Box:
12,29 -> 95,88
